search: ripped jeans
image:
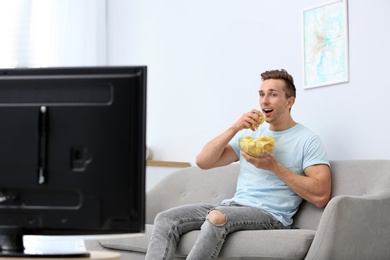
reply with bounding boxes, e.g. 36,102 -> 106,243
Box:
145,202 -> 284,260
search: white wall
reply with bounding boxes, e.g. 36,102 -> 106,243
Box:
107,0 -> 390,168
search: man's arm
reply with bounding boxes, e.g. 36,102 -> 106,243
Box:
196,109 -> 262,169
242,150 -> 331,208
195,127 -> 239,169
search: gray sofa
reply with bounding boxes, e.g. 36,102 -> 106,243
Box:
85,160 -> 390,259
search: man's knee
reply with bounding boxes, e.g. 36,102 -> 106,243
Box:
207,209 -> 226,225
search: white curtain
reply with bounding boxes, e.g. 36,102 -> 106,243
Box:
0,0 -> 106,68
0,0 -> 107,252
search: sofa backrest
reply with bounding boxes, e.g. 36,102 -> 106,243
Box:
146,160 -> 390,230
146,163 -> 240,224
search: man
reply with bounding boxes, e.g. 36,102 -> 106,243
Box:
145,69 -> 331,260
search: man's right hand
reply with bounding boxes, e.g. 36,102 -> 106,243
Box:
232,109 -> 263,131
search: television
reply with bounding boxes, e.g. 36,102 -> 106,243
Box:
0,66 -> 147,257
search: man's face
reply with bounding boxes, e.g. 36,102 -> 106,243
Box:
258,79 -> 294,127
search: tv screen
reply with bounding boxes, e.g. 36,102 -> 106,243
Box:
0,66 -> 146,256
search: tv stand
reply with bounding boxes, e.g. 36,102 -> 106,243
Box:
0,226 -> 24,254
0,226 -> 91,259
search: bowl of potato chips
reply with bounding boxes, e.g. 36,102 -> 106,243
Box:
239,136 -> 275,157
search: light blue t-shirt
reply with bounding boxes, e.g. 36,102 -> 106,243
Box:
223,123 -> 329,226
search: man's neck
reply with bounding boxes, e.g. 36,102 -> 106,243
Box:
269,117 -> 296,131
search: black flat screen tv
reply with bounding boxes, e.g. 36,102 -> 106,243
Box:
0,66 -> 146,257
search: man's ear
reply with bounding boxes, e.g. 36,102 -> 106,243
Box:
287,96 -> 295,109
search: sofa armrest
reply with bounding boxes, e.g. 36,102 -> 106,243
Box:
305,193 -> 390,259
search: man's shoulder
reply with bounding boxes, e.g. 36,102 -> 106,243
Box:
293,123 -> 318,137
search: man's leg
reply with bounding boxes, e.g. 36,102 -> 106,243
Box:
187,203 -> 284,260
145,203 -> 214,260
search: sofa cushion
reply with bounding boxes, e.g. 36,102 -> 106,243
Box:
179,229 -> 316,259
98,224 -> 315,259
97,225 -> 154,253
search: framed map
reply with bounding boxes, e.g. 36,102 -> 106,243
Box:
303,0 -> 349,89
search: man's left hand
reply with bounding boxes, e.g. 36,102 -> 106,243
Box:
241,150 -> 278,171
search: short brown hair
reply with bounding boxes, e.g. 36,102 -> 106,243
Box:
261,69 -> 296,98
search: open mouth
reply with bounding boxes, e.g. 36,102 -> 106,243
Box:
262,108 -> 273,116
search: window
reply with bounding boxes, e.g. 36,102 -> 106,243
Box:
0,0 -> 106,68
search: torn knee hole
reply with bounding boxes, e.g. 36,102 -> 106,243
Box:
207,210 -> 227,225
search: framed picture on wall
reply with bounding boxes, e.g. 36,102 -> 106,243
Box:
302,0 -> 349,89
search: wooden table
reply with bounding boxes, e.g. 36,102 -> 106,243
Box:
0,251 -> 120,260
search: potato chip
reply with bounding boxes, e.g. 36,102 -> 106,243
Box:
239,135 -> 275,157
253,114 -> 266,130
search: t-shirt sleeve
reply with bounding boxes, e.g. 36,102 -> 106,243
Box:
229,131 -> 242,157
302,134 -> 329,169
